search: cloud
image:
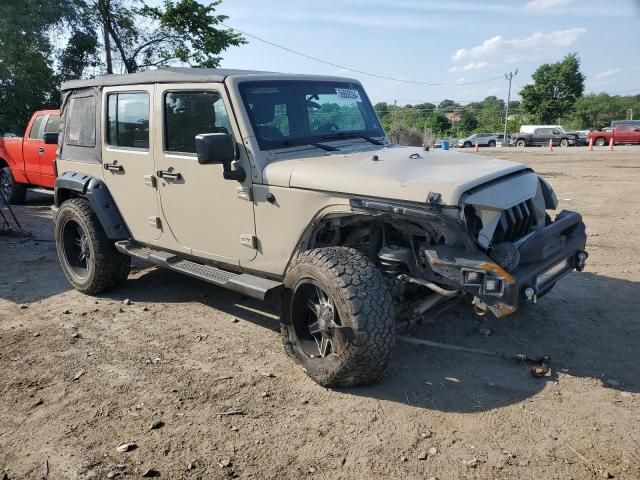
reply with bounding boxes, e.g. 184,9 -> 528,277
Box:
525,0 -> 572,10
595,68 -> 622,79
448,61 -> 491,73
452,28 -> 586,63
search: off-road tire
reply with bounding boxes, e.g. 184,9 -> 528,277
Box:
516,139 -> 526,148
55,198 -> 130,295
281,247 -> 395,387
594,137 -> 606,147
0,167 -> 27,204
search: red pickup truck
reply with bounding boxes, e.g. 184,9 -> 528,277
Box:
589,124 -> 640,146
0,109 -> 60,203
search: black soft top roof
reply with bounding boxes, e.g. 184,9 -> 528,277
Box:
61,67 -> 273,91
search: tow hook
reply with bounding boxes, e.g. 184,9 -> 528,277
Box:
576,251 -> 588,271
524,287 -> 537,304
515,353 -> 551,377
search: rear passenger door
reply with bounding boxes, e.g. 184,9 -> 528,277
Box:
102,86 -> 161,243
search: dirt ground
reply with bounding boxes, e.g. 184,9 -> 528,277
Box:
1,145 -> 639,480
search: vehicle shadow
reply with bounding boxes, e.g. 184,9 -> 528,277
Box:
101,266 -> 639,413
349,271 -> 639,412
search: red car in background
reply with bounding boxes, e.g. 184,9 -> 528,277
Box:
0,109 -> 60,203
589,124 -> 640,147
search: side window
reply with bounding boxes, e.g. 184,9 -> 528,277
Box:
65,96 -> 96,147
44,115 -> 60,134
107,92 -> 150,149
28,116 -> 46,140
164,91 -> 231,154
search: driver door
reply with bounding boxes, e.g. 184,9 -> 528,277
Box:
153,84 -> 256,265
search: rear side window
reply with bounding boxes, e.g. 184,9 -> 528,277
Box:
66,97 -> 96,147
164,91 -> 231,154
28,116 -> 46,140
107,92 -> 150,149
45,115 -> 60,134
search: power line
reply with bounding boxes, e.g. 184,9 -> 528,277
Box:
221,23 -> 505,87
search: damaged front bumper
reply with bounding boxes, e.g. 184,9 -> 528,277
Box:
423,210 -> 587,318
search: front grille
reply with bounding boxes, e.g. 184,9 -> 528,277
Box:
493,199 -> 536,243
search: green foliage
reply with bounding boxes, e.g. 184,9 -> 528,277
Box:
0,0 -> 244,132
567,93 -> 640,130
0,0 -> 81,133
520,53 -> 585,123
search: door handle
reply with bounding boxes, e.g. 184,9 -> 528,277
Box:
104,162 -> 124,172
38,147 -> 45,155
157,170 -> 182,181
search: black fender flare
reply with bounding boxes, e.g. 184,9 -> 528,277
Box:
54,171 -> 130,240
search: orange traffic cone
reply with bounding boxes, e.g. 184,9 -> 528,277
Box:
608,138 -> 614,151
588,138 -> 593,151
548,139 -> 553,152
474,142 -> 479,152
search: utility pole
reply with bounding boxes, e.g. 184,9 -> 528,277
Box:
628,108 -> 634,120
503,69 -> 518,142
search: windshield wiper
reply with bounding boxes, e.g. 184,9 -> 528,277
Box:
321,132 -> 384,145
310,142 -> 339,151
358,135 -> 384,145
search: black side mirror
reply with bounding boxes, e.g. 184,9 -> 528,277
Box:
43,132 -> 58,145
195,133 -> 245,182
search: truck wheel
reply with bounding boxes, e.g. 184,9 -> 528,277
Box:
0,167 -> 27,204
516,139 -> 526,148
594,137 -> 606,147
55,198 -> 130,295
281,247 -> 395,387
560,139 -> 569,147
488,140 -> 496,147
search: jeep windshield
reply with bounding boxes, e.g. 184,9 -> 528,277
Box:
239,80 -> 385,150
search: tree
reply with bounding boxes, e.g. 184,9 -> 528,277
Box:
520,53 -> 585,124
476,96 -> 505,132
91,0 -> 246,73
425,112 -> 451,135
0,0 -> 80,133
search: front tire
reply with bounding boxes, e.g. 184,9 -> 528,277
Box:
0,167 -> 27,204
594,137 -> 606,147
560,139 -> 569,147
463,141 -> 472,148
488,140 -> 496,147
516,139 -> 526,148
281,247 -> 395,387
55,198 -> 130,295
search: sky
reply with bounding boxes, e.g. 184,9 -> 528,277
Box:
210,0 -> 640,105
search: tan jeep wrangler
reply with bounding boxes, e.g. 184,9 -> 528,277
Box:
51,68 -> 587,387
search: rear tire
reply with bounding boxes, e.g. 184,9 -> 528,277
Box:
281,247 -> 395,387
55,198 -> 130,295
0,167 -> 27,204
594,137 -> 606,147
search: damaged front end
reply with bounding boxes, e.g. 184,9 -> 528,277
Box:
347,169 -> 587,320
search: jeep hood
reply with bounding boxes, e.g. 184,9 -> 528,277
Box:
262,145 -> 530,205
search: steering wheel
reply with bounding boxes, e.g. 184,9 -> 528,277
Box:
315,122 -> 340,133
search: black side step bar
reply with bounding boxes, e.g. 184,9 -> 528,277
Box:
115,240 -> 282,301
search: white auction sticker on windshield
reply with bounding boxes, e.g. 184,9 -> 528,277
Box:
335,88 -> 362,102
